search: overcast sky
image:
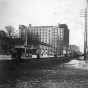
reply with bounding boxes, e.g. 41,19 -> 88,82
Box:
0,0 -> 86,52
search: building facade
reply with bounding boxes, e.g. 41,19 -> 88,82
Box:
19,23 -> 69,56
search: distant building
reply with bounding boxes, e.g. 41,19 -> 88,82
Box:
19,23 -> 69,56
69,45 -> 82,56
0,36 -> 24,55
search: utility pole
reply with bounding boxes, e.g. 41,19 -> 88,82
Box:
25,27 -> 28,46
84,0 -> 88,60
80,0 -> 88,60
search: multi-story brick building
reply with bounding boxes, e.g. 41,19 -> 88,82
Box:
19,23 -> 69,56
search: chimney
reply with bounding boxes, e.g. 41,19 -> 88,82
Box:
58,23 -> 60,27
29,24 -> 31,27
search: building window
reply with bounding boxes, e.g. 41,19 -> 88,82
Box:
49,39 -> 50,42
61,34 -> 63,37
34,32 -> 35,35
21,29 -> 23,31
53,29 -> 55,31
60,34 -> 61,36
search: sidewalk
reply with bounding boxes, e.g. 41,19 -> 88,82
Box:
40,55 -> 63,58
0,55 -> 54,60
0,54 -> 65,60
41,55 -> 54,58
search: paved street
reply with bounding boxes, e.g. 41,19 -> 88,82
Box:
0,57 -> 88,88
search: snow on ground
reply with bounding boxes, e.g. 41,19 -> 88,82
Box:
0,55 -> 11,60
65,59 -> 88,70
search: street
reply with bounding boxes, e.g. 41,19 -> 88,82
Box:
0,57 -> 88,88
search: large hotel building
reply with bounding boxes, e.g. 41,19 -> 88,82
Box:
19,23 -> 69,56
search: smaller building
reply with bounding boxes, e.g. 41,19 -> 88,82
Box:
0,37 -> 11,55
68,45 -> 82,56
0,37 -> 24,55
11,38 -> 24,46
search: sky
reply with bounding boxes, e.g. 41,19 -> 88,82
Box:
0,0 -> 86,52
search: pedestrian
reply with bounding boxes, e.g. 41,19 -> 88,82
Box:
16,49 -> 22,60
37,53 -> 40,62
11,47 -> 16,60
11,51 -> 14,60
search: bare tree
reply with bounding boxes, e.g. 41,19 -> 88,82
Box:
5,25 -> 15,38
13,30 -> 19,38
34,33 -> 40,42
